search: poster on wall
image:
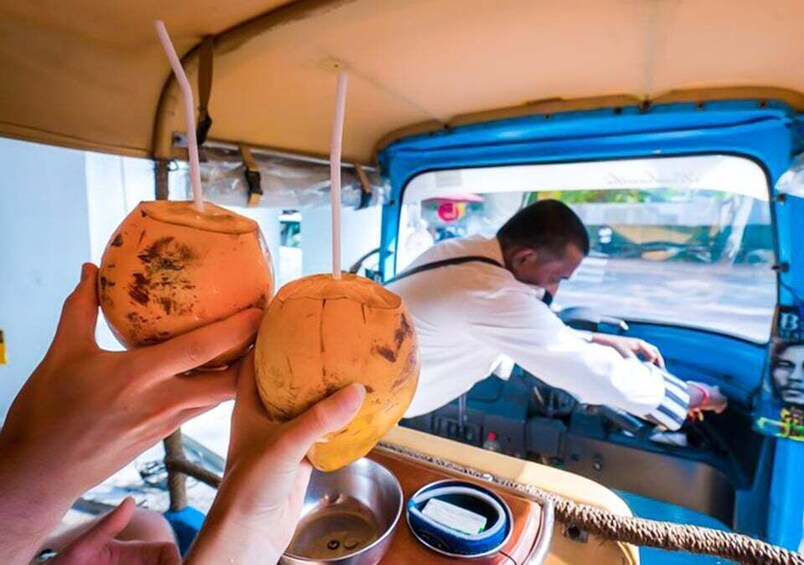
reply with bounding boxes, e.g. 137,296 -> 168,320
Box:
755,306 -> 804,441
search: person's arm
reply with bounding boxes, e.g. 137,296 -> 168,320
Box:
588,333 -> 665,368
185,353 -> 365,564
467,289 -> 691,429
0,263 -> 263,564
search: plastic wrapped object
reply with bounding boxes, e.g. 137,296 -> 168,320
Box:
172,144 -> 388,209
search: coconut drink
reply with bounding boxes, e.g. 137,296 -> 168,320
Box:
255,273 -> 419,471
255,72 -> 419,471
99,201 -> 274,365
97,22 -> 273,365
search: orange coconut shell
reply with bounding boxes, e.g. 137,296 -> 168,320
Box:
255,273 -> 419,471
99,201 -> 274,365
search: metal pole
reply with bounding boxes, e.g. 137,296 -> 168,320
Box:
458,393 -> 467,437
155,159 -> 170,201
163,429 -> 187,512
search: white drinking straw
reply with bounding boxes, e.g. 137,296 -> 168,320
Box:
154,20 -> 203,211
330,71 -> 348,279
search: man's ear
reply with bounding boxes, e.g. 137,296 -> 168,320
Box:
511,247 -> 537,269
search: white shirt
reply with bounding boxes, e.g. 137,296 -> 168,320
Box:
388,236 -> 689,430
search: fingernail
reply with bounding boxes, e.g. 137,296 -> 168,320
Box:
343,383 -> 366,412
80,263 -> 93,282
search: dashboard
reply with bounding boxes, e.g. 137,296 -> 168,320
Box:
400,365 -> 765,526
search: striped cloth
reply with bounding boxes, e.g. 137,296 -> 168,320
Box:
644,365 -> 691,431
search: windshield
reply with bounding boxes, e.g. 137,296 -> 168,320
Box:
398,156 -> 775,342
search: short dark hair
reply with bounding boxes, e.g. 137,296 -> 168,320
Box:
497,199 -> 590,257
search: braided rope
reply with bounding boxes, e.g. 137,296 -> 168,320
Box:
377,442 -> 804,565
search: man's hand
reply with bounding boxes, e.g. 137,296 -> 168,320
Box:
51,499 -> 179,565
591,333 -> 665,368
687,381 -> 728,414
0,263 -> 263,564
186,353 -> 365,564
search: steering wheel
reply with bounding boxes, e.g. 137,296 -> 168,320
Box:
597,405 -> 657,439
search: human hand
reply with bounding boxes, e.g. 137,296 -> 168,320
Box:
51,498 -> 179,565
186,353 -> 365,564
592,333 -> 665,368
687,381 -> 728,415
0,263 -> 263,540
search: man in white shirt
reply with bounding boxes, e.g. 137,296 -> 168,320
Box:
388,200 -> 726,430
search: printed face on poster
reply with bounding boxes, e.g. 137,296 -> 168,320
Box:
755,307 -> 804,441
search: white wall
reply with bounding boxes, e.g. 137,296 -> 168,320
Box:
85,153 -> 157,350
0,143 -> 161,418
0,139 -> 92,420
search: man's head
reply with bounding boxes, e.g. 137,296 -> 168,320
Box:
772,342 -> 804,406
497,199 -> 589,296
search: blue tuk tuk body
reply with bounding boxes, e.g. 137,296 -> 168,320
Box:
376,99 -> 804,557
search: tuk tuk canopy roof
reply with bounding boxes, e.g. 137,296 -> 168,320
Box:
2,0 -> 804,164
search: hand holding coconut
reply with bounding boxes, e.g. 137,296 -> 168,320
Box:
185,353 -> 366,564
0,264 -> 262,565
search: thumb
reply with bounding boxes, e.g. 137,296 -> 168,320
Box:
280,383 -> 366,462
52,263 -> 100,353
78,497 -> 137,549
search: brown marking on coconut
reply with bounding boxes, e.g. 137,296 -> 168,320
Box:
158,296 -> 173,315
129,273 -> 151,306
394,313 -> 412,350
125,311 -> 142,340
391,370 -> 411,390
372,344 -> 397,363
111,233 -> 124,247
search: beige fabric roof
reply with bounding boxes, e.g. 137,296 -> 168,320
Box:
2,0 -> 804,163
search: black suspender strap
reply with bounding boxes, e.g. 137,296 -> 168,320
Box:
385,254 -> 554,306
385,255 -> 505,285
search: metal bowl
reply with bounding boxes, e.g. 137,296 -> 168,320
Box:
281,458 -> 403,565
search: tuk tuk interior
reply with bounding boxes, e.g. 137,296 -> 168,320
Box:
1,1 -> 803,563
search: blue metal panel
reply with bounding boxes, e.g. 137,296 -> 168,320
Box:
617,323 -> 766,405
768,439 -> 804,549
615,490 -> 737,565
776,195 -> 804,306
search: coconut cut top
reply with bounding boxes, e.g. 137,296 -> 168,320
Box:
141,201 -> 259,235
274,274 -> 402,309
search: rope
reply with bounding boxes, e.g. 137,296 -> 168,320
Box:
377,442 -> 804,565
